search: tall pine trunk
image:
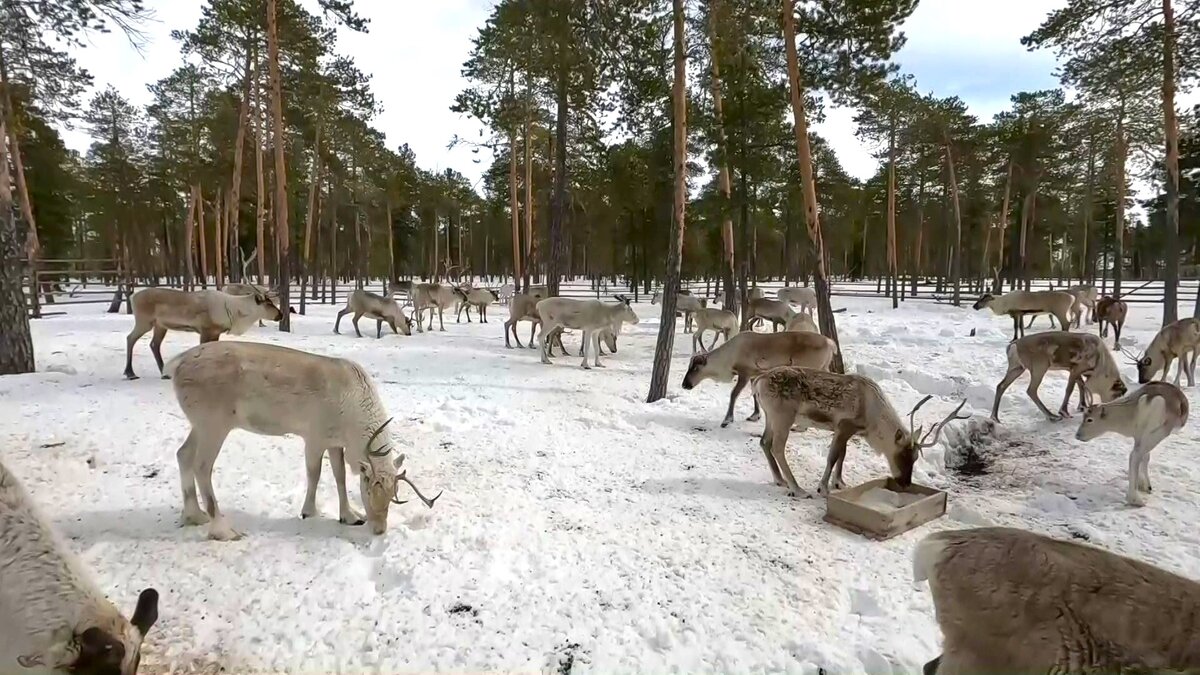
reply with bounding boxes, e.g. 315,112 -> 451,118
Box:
227,43 -> 254,282
783,0 -> 842,372
523,84 -> 533,291
548,64 -> 568,296
509,126 -> 522,289
1161,0 -> 1180,323
267,0 -> 291,330
945,134 -> 963,305
994,159 -> 1013,293
886,116 -> 898,308
0,117 -> 35,374
184,183 -> 198,290
253,71 -> 267,286
1114,102 -> 1127,297
648,0 -> 687,402
0,42 -> 40,264
198,184 -> 208,288
708,1 -> 737,313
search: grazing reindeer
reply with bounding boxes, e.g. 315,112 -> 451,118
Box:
0,458 -> 160,674
504,291 -> 545,349
776,286 -> 817,316
411,283 -> 458,332
454,287 -> 500,323
914,526 -> 1200,675
1095,295 -> 1128,345
124,287 -> 283,380
1075,382 -> 1189,506
754,367 -> 967,496
1067,284 -> 1098,326
165,341 -> 441,541
747,298 -> 796,332
991,332 -> 1127,421
973,290 -> 1074,341
691,308 -> 739,354
334,289 -> 412,338
1133,317 -> 1200,386
652,291 -> 706,333
536,295 -> 639,368
681,331 -> 837,428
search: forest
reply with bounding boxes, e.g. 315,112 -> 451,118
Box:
0,0 -> 1198,377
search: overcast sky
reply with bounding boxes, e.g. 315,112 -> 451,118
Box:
61,0 -> 1067,186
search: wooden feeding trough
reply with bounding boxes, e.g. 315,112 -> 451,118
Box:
824,478 -> 947,540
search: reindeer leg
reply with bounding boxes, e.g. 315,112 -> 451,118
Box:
300,441 -> 324,520
1058,372 -> 1081,418
328,448 -> 364,525
176,429 -> 209,526
1188,350 -> 1197,387
830,423 -> 856,491
593,331 -> 604,367
351,313 -> 364,338
991,366 -> 1025,421
505,320 -> 517,348
579,330 -> 592,369
149,326 -> 169,377
1127,444 -> 1146,507
818,426 -> 855,496
438,305 -> 445,331
529,322 -> 537,349
1026,366 -> 1060,421
692,330 -> 700,355
759,414 -> 787,488
746,390 -> 761,422
124,320 -> 153,379
722,373 -> 750,428
770,423 -> 807,498
193,428 -> 241,541
334,308 -> 351,334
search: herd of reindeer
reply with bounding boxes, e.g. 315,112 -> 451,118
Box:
3,276 -> 1200,674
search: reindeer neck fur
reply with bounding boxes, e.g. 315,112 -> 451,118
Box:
0,463 -> 135,665
337,360 -> 396,474
858,378 -> 907,452
206,291 -> 261,336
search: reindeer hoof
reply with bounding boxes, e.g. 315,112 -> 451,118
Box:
720,419 -> 733,428
746,413 -> 761,422
207,519 -> 244,541
125,373 -> 139,381
180,510 -> 211,526
339,515 -> 365,526
817,484 -> 830,497
786,489 -> 811,499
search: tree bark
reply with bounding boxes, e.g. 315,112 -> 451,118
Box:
509,125 -> 522,290
783,0 -> 842,372
183,183 -> 198,290
886,115 -> 897,308
1161,0 -> 1180,323
523,82 -> 533,291
302,120 -> 322,310
198,185 -> 208,288
0,117 -> 34,373
708,0 -> 737,313
227,42 -> 255,282
945,134 -> 963,305
1114,102 -> 1127,297
267,0 -> 291,330
548,61 -> 568,296
1083,133 -> 1095,284
648,0 -> 687,403
253,69 -> 267,286
0,42 -> 40,262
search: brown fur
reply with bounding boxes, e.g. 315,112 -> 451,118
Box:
974,290 -> 1074,341
681,331 -> 836,428
992,332 -> 1126,421
1095,296 -> 1128,345
334,289 -> 411,338
916,527 -> 1200,674
1137,318 -> 1200,385
747,297 -> 796,332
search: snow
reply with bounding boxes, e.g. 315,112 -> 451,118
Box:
854,487 -> 924,511
3,290 -> 1200,673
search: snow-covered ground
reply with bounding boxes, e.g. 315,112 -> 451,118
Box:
3,292 -> 1199,674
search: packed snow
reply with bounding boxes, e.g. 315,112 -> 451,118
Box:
3,288 -> 1200,674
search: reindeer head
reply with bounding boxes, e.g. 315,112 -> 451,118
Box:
682,353 -> 732,389
892,397 -> 969,487
1074,404 -> 1114,442
613,295 -> 639,325
20,589 -> 159,675
386,302 -> 412,336
253,292 -> 284,322
1123,347 -> 1158,384
358,419 -> 441,535
971,294 -> 995,311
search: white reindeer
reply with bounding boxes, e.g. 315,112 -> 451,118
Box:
0,458 -> 160,673
1075,381 -> 1190,506
165,341 -> 441,541
124,287 -> 283,380
536,295 -> 640,369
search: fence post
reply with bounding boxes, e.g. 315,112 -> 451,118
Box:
27,257 -> 41,319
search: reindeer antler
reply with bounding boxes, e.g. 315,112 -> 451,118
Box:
392,469 -> 442,508
1120,346 -> 1143,364
365,417 -> 394,457
907,395 -> 933,436
918,399 -> 970,449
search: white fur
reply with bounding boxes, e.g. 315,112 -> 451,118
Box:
776,286 -> 817,315
0,460 -> 145,673
536,298 -> 640,369
411,283 -> 458,333
166,341 -> 425,539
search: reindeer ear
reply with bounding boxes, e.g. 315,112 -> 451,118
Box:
358,461 -> 372,476
895,429 -> 905,444
130,588 -> 159,635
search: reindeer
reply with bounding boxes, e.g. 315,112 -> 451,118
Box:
691,308 -> 739,354
1075,381 -> 1189,506
915,526 -> 1200,675
785,313 -> 818,333
1067,284 -> 1098,326
334,289 -> 412,338
1133,317 -> 1200,386
973,290 -> 1074,341
454,287 -> 500,323
535,295 -> 640,368
991,332 -> 1127,422
651,291 -> 706,333
0,459 -> 160,674
124,288 -> 283,380
164,341 -> 441,541
411,283 -> 458,333
776,286 -> 817,316
747,297 -> 796,332
754,367 -> 968,496
504,291 -> 545,349
681,331 -> 837,428
1095,295 -> 1128,345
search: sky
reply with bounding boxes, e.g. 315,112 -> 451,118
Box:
59,0 -> 1068,186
